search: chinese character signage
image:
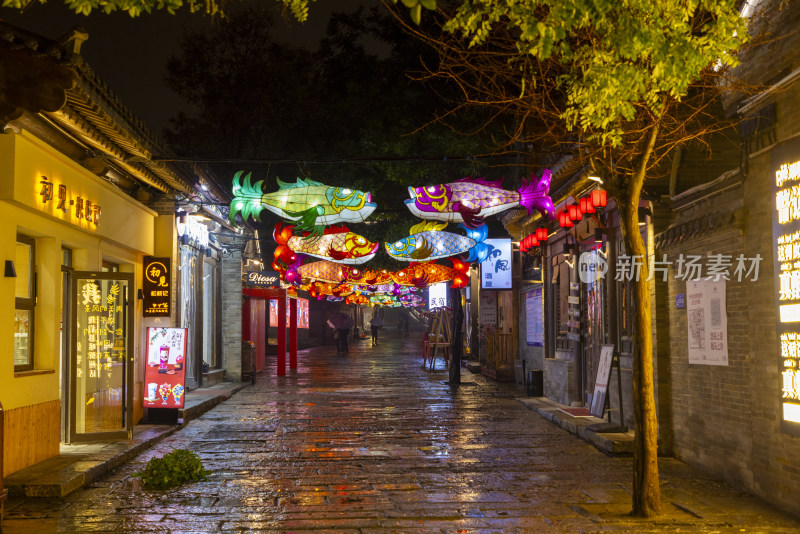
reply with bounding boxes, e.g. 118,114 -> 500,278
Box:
244,270 -> 280,288
773,145 -> 800,435
269,298 -> 309,328
38,175 -> 101,226
686,279 -> 728,366
144,328 -> 187,409
428,282 -> 448,310
480,239 -> 512,289
143,257 -> 171,317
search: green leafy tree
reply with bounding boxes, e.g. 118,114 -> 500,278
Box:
412,0 -> 748,518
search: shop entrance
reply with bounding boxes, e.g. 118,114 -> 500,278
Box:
69,272 -> 134,442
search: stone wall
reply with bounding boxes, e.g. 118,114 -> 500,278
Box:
221,250 -> 242,382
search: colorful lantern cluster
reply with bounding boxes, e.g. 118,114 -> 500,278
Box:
273,223 -> 379,267
558,189 -> 607,228
404,170 -> 555,228
520,228 -> 549,253
229,172 -> 376,234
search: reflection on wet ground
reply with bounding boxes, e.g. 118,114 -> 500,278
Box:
3,336 -> 800,532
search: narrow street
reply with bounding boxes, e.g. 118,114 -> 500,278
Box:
3,336 -> 799,533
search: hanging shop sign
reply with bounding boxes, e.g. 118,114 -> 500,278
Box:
244,270 -> 280,288
38,175 -> 101,227
144,328 -> 187,409
142,256 -> 171,317
428,282 -> 448,310
177,215 -> 210,248
686,279 -> 728,366
480,239 -> 513,289
772,144 -> 800,435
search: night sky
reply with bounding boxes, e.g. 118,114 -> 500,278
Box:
0,0 -> 374,135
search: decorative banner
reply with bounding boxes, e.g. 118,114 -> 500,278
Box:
274,223 -> 378,266
480,239 -> 512,289
385,221 -> 493,263
144,328 -> 187,409
428,282 -> 448,309
686,279 -> 728,366
143,256 -> 171,317
229,172 -> 376,234
526,287 -> 543,346
404,170 -> 555,228
243,270 -> 280,288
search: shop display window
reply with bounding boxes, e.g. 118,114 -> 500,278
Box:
14,235 -> 35,371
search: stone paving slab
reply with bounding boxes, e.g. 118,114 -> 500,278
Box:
1,337 -> 799,532
3,382 -> 248,499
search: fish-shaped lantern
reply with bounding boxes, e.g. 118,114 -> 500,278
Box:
405,171 -> 555,228
385,221 -> 493,263
230,172 -> 377,233
392,258 -> 471,288
287,260 -> 347,285
274,223 -> 379,266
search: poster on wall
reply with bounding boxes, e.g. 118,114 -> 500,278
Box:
269,298 -> 310,328
686,279 -> 728,366
526,287 -> 543,346
428,282 -> 448,310
480,239 -> 512,289
479,289 -> 497,330
142,256 -> 171,317
590,344 -> 615,417
144,327 -> 187,409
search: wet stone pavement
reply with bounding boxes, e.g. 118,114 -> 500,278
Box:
4,337 -> 800,533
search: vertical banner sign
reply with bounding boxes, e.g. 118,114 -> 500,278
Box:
590,344 -> 615,417
526,287 -> 544,346
144,327 -> 187,409
481,239 -> 513,289
142,256 -> 171,317
686,279 -> 728,366
428,282 -> 448,310
773,142 -> 800,435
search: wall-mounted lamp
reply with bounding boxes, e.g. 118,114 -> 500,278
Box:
4,260 -> 16,278
588,175 -> 603,184
638,207 -> 652,226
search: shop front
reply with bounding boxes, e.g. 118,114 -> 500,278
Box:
1,130 -> 154,473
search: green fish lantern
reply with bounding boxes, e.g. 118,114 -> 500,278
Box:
229,171 -> 377,234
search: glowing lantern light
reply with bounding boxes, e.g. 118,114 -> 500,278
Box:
568,204 -> 581,222
558,210 -> 573,228
591,189 -> 608,208
536,227 -> 548,241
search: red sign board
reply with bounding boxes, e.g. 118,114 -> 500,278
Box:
144,327 -> 187,408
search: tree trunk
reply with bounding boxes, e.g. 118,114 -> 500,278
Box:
618,122 -> 662,517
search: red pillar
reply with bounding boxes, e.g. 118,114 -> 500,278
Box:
277,294 -> 286,376
289,298 -> 298,369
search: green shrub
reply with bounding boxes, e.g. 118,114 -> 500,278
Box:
132,449 -> 210,490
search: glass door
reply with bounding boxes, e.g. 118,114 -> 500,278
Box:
70,272 -> 134,442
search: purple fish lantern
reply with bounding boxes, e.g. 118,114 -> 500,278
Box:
405,170 -> 555,228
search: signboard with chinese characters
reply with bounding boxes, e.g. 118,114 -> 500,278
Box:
73,274 -> 132,438
479,289 -> 497,327
428,282 -> 448,310
243,270 -> 280,288
590,345 -> 615,417
480,239 -> 513,289
773,144 -> 800,435
269,298 -> 310,328
143,257 -> 171,317
525,287 -> 543,346
144,328 -> 187,409
686,279 -> 728,366
38,175 -> 102,227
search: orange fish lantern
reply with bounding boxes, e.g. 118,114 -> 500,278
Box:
274,223 -> 379,266
392,259 -> 471,289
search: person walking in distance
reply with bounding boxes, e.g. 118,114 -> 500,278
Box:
369,316 -> 383,345
338,327 -> 350,353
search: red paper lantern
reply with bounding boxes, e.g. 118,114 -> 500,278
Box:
568,204 -> 581,221
559,211 -> 573,228
591,189 -> 607,208
536,227 -> 548,241
580,197 -> 595,215
531,236 -> 540,247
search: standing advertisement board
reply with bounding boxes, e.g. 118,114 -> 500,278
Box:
144,327 -> 188,409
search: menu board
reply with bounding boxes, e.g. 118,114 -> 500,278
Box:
144,328 -> 187,409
